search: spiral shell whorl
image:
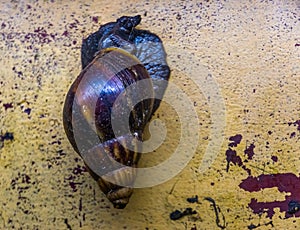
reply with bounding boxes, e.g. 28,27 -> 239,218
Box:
63,15 -> 170,208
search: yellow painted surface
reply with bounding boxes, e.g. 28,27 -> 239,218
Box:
0,0 -> 299,229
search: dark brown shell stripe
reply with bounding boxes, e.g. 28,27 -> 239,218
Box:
81,134 -> 141,176
96,136 -> 140,208
103,135 -> 141,167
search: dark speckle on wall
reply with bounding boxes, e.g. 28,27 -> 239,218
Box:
248,221 -> 274,229
64,160 -> 87,192
271,155 -> 278,162
288,120 -> 300,132
0,132 -> 14,141
187,195 -> 199,203
0,132 -> 14,149
170,208 -> 197,220
204,197 -> 226,229
64,218 -> 72,230
3,103 -> 13,110
23,108 -> 31,115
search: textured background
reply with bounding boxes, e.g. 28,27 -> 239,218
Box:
0,0 -> 299,229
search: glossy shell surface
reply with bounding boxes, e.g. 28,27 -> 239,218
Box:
63,15 -> 170,208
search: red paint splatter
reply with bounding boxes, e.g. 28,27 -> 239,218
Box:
226,148 -> 242,169
226,132 -> 300,219
226,148 -> 251,175
244,143 -> 255,160
228,134 -> 242,147
225,135 -> 251,175
239,173 -> 300,218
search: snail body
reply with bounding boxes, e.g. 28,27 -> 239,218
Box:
63,15 -> 170,208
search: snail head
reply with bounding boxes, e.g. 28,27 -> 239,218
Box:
116,15 -> 141,32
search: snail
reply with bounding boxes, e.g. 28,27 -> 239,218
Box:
63,15 -> 170,208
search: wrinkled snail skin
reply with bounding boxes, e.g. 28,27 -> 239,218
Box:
81,15 -> 171,113
63,15 -> 170,209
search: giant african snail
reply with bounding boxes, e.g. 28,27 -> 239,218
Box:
63,15 -> 170,208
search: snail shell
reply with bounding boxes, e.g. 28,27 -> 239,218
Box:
63,15 -> 170,208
